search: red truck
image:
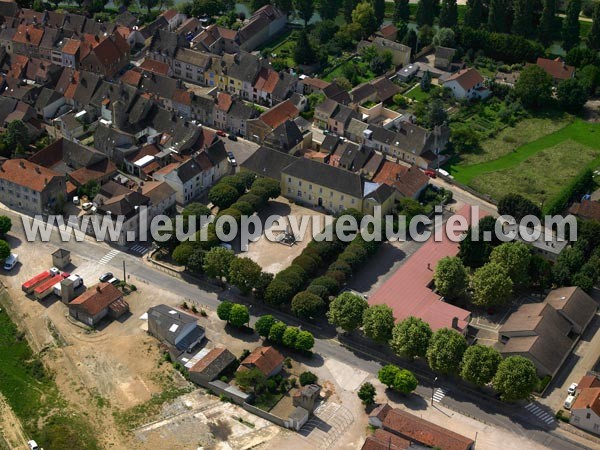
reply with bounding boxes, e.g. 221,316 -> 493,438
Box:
33,272 -> 68,300
21,268 -> 59,294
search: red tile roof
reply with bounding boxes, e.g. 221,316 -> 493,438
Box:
70,283 -> 126,316
382,408 -> 474,450
373,161 -> 429,198
568,200 -> 600,221
536,57 -> 575,81
260,99 -> 299,129
361,429 -> 410,450
572,387 -> 600,417
62,38 -> 81,55
0,159 -> 62,192
254,67 -> 279,94
173,88 -> 192,106
216,92 -> 232,112
579,375 -> 600,389
369,205 -> 481,332
69,160 -> 117,186
12,24 -> 44,46
444,67 -> 484,91
140,58 -> 170,76
302,77 -> 330,90
120,69 -> 143,87
239,346 -> 284,377
161,9 -> 179,21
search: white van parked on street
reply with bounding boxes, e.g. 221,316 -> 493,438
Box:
3,253 -> 18,271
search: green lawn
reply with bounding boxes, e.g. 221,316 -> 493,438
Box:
448,120 -> 600,205
404,84 -> 430,101
458,116 -> 574,166
323,58 -> 376,86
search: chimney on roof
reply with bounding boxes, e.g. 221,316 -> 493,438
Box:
96,285 -> 101,292
35,167 -> 41,174
452,317 -> 458,329
19,161 -> 25,168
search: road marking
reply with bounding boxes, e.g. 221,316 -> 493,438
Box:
433,388 -> 447,403
98,249 -> 120,265
524,402 -> 555,425
129,244 -> 148,255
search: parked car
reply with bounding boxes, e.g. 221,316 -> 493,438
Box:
3,253 -> 18,271
424,169 -> 437,178
564,394 -> 577,409
82,202 -> 93,210
436,168 -> 450,177
227,134 -> 238,141
568,383 -> 578,395
72,196 -> 80,205
227,151 -> 237,167
216,130 -> 227,137
99,272 -> 113,282
27,440 -> 39,450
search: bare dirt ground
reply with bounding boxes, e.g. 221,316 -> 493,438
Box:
0,243 -> 283,450
244,198 -> 328,273
0,394 -> 28,450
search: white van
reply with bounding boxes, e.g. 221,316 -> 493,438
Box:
564,394 -> 577,409
3,253 -> 18,271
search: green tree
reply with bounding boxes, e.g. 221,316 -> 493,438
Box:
255,315 -> 277,337
390,316 -> 432,359
295,330 -> 315,351
182,203 -> 211,232
553,246 -> 585,285
203,247 -> 235,280
489,242 -> 531,286
187,248 -> 205,274
299,371 -> 318,385
0,240 -> 10,260
588,1 -> 600,49
4,120 -> 29,155
220,175 -> 247,195
291,291 -> 325,318
557,78 -> 589,111
439,0 -> 458,28
251,177 -> 281,200
420,70 -> 432,92
426,328 -> 468,375
514,65 -> 553,109
460,344 -> 502,386
265,279 -> 294,305
464,0 -> 484,28
295,0 -> 315,26
512,0 -> 533,37
269,321 -> 287,342
458,216 -> 497,268
229,257 -> 262,295
471,262 -> 513,308
252,0 -> 270,11
172,242 -> 194,266
538,0 -> 556,45
318,0 -> 339,20
358,382 -> 376,405
138,0 -> 159,13
492,356 -> 539,401
497,193 -> 542,221
235,367 -> 266,394
433,27 -> 455,47
563,0 -> 582,51
209,183 -> 239,209
373,0 -> 385,26
487,0 -> 510,33
425,99 -> 448,128
327,292 -> 369,332
378,364 -> 401,387
393,0 -> 410,23
228,304 -> 250,327
0,216 -> 12,237
434,256 -> 468,299
352,1 -> 378,38
416,0 -> 436,26
293,30 -> 318,65
344,0 -> 359,21
282,326 -> 300,347
217,301 -> 233,321
393,369 -> 418,394
362,305 -> 395,343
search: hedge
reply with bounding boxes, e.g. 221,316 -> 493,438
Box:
544,168 -> 594,216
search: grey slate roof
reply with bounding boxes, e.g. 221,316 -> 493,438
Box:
241,145 -> 297,179
283,158 -> 364,198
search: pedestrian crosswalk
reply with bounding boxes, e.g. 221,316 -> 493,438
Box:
129,244 -> 148,256
524,402 -> 556,425
432,387 -> 447,403
98,249 -> 120,265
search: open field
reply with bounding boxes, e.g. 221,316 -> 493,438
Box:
457,115 -> 574,166
449,120 -> 600,204
404,84 -> 430,102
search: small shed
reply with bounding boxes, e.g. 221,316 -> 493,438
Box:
52,248 -> 71,269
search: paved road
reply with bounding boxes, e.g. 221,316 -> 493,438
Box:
0,207 -> 591,450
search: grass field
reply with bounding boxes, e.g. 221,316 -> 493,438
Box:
323,58 -> 376,85
404,84 -> 430,101
458,116 -> 574,166
448,120 -> 600,204
0,291 -> 99,449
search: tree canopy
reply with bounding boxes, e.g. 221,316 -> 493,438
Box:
489,242 -> 531,286
426,328 -> 468,375
460,344 -> 502,386
327,292 -> 368,332
362,305 -> 395,343
471,262 -> 514,308
390,316 -> 432,360
514,65 -> 553,109
433,256 -> 468,299
492,356 -> 539,401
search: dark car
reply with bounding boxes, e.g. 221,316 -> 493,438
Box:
216,130 -> 227,137
99,272 -> 113,282
227,134 -> 238,141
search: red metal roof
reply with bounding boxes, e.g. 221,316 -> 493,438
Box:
369,205 -> 483,332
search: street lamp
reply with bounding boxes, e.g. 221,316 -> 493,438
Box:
431,377 -> 438,405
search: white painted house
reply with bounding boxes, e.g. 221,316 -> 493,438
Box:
442,68 -> 491,100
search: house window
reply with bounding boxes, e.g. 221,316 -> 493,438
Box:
351,199 -> 355,204
341,195 -> 344,200
298,181 -> 302,186
297,191 -> 302,197
587,413 -> 591,419
288,177 -> 291,183
287,187 -> 291,193
319,187 -> 323,193
308,184 -> 312,190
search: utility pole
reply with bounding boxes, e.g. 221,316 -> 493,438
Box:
431,377 -> 438,405
123,260 -> 126,284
